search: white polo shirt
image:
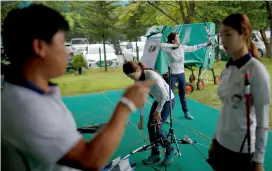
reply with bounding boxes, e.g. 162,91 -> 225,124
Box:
160,43 -> 207,74
1,79 -> 82,171
215,54 -> 270,164
138,70 -> 175,116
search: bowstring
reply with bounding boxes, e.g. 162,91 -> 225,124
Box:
194,10 -> 219,48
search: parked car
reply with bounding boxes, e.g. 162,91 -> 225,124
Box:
65,42 -> 75,70
71,38 -> 89,54
251,33 -> 266,57
121,41 -> 145,62
216,32 -> 267,61
65,42 -> 75,55
253,30 -> 270,43
120,42 -> 134,61
103,41 -> 122,55
112,42 -> 123,55
131,42 -> 145,61
66,55 -> 75,71
83,44 -> 118,68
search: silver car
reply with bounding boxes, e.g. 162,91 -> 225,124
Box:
252,33 -> 266,57
71,38 -> 89,54
216,32 -> 267,59
83,44 -> 119,68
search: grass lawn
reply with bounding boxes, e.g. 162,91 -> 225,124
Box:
52,68 -> 133,96
53,58 -> 272,128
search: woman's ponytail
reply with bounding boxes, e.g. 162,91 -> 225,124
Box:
138,62 -> 160,74
248,40 -> 261,61
138,62 -> 146,70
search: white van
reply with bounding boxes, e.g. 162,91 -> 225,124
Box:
71,38 -> 89,54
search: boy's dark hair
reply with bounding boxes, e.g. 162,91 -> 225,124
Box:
1,4 -> 70,66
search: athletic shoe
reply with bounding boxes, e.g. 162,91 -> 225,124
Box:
162,150 -> 178,165
142,154 -> 161,165
184,112 -> 194,120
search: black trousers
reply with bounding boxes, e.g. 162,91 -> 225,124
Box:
208,139 -> 253,171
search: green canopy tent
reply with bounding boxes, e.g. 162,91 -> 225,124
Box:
140,22 -> 220,93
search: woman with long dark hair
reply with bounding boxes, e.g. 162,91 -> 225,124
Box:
208,13 -> 270,171
123,61 -> 177,165
160,32 -> 211,120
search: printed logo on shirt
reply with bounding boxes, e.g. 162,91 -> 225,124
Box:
231,94 -> 242,109
148,45 -> 157,52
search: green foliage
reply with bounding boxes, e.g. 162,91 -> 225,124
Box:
63,12 -> 75,30
196,1 -> 267,30
116,1 -> 151,41
75,1 -> 120,71
1,1 -> 270,44
134,2 -> 159,26
1,2 -> 21,26
31,1 -> 85,40
71,53 -> 87,70
76,1 -> 120,43
35,1 -> 79,33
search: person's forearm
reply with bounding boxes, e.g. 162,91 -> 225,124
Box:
160,43 -> 178,53
139,107 -> 144,117
84,102 -> 131,169
253,104 -> 270,164
183,43 -> 207,52
155,86 -> 168,112
160,43 -> 176,48
140,115 -> 143,121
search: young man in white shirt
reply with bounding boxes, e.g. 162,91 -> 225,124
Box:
208,13 -> 270,171
1,4 -> 155,171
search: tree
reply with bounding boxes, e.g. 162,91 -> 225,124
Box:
146,1 -> 199,24
260,1 -> 272,58
195,1 -> 271,58
36,1 -> 80,39
116,2 -> 149,41
71,53 -> 87,75
78,1 -> 119,71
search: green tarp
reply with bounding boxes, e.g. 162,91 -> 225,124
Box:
143,22 -> 216,74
